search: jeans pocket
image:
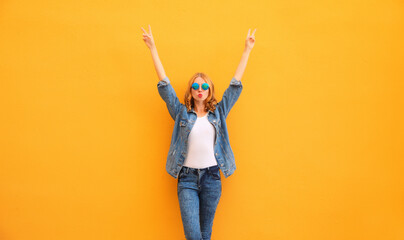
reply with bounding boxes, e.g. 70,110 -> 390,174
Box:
210,169 -> 221,180
178,169 -> 185,180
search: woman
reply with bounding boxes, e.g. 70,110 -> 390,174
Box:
141,25 -> 256,240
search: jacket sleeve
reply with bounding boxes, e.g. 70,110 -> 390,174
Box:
157,76 -> 182,120
218,77 -> 243,119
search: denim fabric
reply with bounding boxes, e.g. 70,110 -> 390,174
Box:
157,76 -> 243,178
177,165 -> 222,240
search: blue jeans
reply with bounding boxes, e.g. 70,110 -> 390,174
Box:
177,165 -> 222,240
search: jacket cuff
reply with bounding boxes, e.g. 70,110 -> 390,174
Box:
230,77 -> 242,87
157,76 -> 170,87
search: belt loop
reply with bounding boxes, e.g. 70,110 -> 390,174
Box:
185,167 -> 188,174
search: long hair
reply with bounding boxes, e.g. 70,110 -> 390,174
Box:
184,72 -> 218,112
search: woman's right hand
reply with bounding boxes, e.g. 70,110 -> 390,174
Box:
141,25 -> 156,50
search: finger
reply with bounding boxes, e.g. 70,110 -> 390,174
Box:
252,28 -> 256,36
247,29 -> 251,38
141,27 -> 147,34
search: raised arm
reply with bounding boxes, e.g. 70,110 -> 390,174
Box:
234,28 -> 256,81
142,25 -> 181,120
141,25 -> 167,81
218,28 -> 256,118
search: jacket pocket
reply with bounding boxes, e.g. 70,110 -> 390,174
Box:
179,119 -> 187,127
212,118 -> 220,125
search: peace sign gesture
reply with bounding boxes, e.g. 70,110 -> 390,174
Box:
245,28 -> 257,51
141,24 -> 156,50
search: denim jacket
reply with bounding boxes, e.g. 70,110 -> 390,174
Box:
157,76 -> 243,179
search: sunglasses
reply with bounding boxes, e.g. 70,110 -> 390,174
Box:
192,82 -> 210,90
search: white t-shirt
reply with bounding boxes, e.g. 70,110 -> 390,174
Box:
183,113 -> 218,168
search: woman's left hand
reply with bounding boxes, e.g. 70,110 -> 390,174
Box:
245,28 -> 256,51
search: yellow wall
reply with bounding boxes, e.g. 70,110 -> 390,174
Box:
1,0 -> 403,239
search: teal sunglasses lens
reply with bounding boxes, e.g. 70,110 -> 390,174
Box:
192,83 -> 199,90
191,82 -> 210,90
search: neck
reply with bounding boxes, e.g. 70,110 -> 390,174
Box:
193,101 -> 206,113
